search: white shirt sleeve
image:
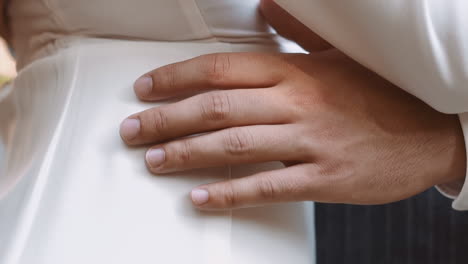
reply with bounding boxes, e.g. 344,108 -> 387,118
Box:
275,0 -> 468,210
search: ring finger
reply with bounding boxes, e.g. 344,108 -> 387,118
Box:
145,124 -> 306,174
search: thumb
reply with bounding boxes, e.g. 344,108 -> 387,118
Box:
259,0 -> 332,52
190,167 -> 309,210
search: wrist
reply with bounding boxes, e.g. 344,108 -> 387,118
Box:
435,114 -> 466,186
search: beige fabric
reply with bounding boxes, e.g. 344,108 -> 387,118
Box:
0,1 -> 316,263
0,39 -> 315,264
8,0 -> 275,68
0,38 -> 15,78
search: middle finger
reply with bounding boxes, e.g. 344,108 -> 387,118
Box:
120,88 -> 292,145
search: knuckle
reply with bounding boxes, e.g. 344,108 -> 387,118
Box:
149,109 -> 169,137
283,85 -> 328,120
203,53 -> 231,84
274,56 -> 299,77
200,92 -> 232,121
286,86 -> 317,108
155,63 -> 179,90
256,177 -> 278,201
173,140 -> 193,164
221,183 -> 240,208
223,128 -> 255,156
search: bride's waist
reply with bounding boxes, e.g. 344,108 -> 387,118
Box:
12,38 -> 283,130
15,36 -> 283,71
3,39 -> 244,202
0,38 -> 314,264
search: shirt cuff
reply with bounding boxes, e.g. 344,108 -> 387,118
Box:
436,112 -> 468,210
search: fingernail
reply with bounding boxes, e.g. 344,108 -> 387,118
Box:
146,148 -> 165,168
134,76 -> 153,97
191,189 -> 209,206
120,118 -> 140,141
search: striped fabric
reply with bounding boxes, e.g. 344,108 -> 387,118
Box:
315,188 -> 468,264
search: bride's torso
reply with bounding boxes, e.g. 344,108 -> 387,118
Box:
8,0 -> 276,68
0,1 -> 315,264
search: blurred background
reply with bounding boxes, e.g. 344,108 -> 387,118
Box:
315,189 -> 468,264
0,37 -> 16,86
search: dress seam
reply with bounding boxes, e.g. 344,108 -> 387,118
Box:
189,0 -> 218,42
43,0 -> 68,31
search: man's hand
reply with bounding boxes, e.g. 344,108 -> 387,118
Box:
120,50 -> 465,210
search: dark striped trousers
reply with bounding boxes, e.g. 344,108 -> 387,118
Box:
315,188 -> 468,264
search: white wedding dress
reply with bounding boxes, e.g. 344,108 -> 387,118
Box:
0,0 -> 315,263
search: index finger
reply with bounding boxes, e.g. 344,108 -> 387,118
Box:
134,52 -> 289,101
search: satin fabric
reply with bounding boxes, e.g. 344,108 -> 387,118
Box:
1,0 -> 316,262
0,39 -> 315,264
8,0 -> 275,69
